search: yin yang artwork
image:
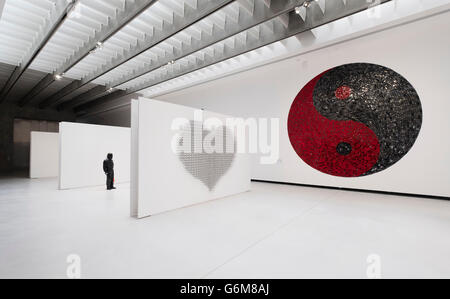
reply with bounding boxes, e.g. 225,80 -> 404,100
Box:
287,63 -> 422,177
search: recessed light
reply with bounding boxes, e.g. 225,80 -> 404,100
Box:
89,41 -> 104,54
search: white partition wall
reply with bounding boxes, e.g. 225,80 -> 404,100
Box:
30,132 -> 59,179
131,98 -> 251,218
59,122 -> 131,190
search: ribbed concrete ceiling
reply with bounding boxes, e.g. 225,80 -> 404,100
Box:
0,0 -> 448,117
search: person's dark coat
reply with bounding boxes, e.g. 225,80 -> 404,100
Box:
103,154 -> 114,175
103,153 -> 115,190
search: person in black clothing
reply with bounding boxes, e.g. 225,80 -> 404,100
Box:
103,153 -> 116,190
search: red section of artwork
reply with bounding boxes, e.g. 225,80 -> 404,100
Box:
335,85 -> 352,100
288,73 -> 380,177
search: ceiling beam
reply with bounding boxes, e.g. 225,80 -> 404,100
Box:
74,0 -> 391,114
59,0 -> 309,111
0,0 -> 75,104
19,0 -> 159,107
18,74 -> 54,106
39,0 -> 236,109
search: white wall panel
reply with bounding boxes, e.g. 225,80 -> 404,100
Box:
59,122 -> 131,190
131,98 -> 251,218
29,132 -> 59,179
130,102 -> 139,217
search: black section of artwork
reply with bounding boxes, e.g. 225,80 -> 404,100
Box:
336,142 -> 352,156
313,63 -> 423,176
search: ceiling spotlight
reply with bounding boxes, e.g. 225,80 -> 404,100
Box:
167,60 -> 175,66
295,1 -> 317,19
90,41 -> 104,54
303,0 -> 313,7
54,74 -> 64,80
107,87 -> 114,93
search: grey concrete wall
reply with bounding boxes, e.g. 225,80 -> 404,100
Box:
78,105 -> 132,128
0,102 -> 76,173
13,119 -> 59,170
77,93 -> 139,128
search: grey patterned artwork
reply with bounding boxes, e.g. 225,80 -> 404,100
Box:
177,121 -> 236,191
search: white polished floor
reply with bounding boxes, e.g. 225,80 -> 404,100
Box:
0,176 -> 449,279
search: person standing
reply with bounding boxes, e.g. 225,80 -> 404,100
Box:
103,153 -> 116,190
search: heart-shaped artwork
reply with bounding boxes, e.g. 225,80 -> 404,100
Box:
177,121 -> 236,191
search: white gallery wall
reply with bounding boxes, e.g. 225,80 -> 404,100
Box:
131,99 -> 251,218
59,122 -> 131,190
154,11 -> 450,198
29,132 -> 59,179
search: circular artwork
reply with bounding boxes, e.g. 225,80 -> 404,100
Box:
287,63 -> 422,177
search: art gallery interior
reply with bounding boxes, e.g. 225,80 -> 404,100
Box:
0,0 -> 449,279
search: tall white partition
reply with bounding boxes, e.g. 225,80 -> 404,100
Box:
59,122 -> 131,190
131,98 -> 251,218
30,132 -> 59,179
